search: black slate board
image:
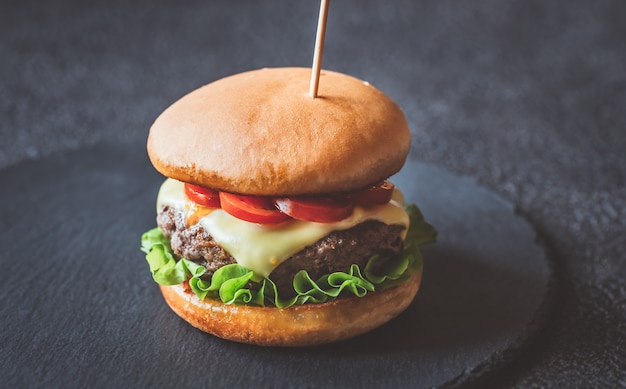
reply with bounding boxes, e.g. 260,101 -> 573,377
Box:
0,141 -> 552,388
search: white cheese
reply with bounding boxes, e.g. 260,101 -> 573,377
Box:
156,178 -> 409,278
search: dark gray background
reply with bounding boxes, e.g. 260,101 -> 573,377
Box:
1,0 -> 624,387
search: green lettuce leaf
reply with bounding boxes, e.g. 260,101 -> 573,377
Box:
140,203 -> 436,308
404,203 -> 438,247
141,228 -> 205,285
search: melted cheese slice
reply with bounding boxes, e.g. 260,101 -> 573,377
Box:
156,179 -> 409,278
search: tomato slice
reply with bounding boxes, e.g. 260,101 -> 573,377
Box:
219,192 -> 291,224
351,180 -> 395,206
274,196 -> 353,223
184,183 -> 221,208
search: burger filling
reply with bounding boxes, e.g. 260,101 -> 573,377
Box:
141,179 -> 437,308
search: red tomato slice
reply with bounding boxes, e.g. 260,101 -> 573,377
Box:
274,196 -> 354,223
184,183 -> 221,208
219,192 -> 291,224
351,180 -> 395,206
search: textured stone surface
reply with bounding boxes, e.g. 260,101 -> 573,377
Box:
1,0 -> 624,387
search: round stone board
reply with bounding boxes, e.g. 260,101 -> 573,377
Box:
0,140 -> 552,388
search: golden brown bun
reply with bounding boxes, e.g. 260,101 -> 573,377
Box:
159,272 -> 421,347
147,67 -> 411,196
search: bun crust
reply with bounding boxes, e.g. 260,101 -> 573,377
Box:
147,67 -> 411,196
159,272 -> 421,347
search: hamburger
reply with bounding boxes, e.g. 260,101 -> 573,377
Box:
140,67 -> 436,346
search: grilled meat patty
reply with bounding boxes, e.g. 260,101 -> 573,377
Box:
157,206 -> 405,296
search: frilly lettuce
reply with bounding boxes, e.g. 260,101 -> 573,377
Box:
140,204 -> 436,308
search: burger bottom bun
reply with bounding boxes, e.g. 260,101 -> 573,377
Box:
159,272 -> 422,347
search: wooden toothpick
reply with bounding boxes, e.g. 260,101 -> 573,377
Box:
309,0 -> 330,98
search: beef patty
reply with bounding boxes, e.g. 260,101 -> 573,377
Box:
157,206 -> 405,296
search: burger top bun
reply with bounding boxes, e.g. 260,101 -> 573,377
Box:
147,67 -> 411,196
